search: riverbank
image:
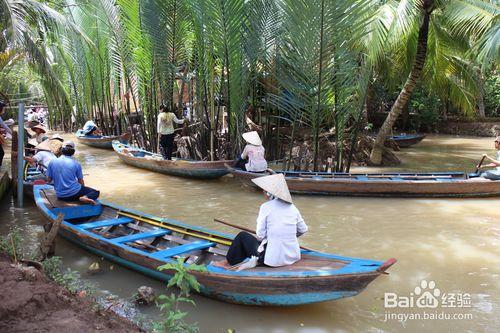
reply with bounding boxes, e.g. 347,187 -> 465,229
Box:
0,253 -> 143,333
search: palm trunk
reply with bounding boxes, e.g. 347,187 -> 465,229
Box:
370,1 -> 433,165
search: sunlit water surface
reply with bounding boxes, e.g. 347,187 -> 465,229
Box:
1,134 -> 499,332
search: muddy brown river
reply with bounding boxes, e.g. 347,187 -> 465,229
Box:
1,135 -> 499,332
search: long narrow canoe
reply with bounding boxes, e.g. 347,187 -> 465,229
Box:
34,184 -> 396,306
112,141 -> 234,179
230,168 -> 500,197
76,131 -> 130,149
388,134 -> 425,148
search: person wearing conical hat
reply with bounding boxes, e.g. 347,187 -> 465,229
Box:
214,174 -> 308,270
236,131 -> 268,172
24,139 -> 60,181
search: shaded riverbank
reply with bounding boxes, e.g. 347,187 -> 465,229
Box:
0,134 -> 499,332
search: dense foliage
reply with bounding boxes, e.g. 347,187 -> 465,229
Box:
1,0 -> 499,168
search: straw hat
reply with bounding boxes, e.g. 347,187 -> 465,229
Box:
242,131 -> 262,146
251,173 -> 292,204
28,138 -> 38,147
32,124 -> 46,133
35,139 -> 53,152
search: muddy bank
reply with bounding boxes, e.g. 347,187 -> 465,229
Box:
0,254 -> 143,333
437,120 -> 500,137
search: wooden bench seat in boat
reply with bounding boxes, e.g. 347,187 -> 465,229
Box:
149,240 -> 215,260
78,217 -> 133,230
109,229 -> 171,244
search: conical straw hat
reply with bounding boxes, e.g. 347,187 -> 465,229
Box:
50,134 -> 64,142
251,173 -> 292,203
242,131 -> 262,146
35,139 -> 53,152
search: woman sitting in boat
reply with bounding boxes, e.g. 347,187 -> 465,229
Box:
214,173 -> 308,270
235,131 -> 268,172
81,120 -> 102,137
46,141 -> 100,205
25,134 -> 64,172
478,137 -> 500,180
157,104 -> 185,160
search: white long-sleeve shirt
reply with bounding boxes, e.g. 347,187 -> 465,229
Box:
256,199 -> 308,267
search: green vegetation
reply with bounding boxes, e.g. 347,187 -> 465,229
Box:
0,0 -> 498,167
153,257 -> 206,333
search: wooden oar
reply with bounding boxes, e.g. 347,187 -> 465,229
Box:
214,218 -> 317,252
474,155 -> 487,175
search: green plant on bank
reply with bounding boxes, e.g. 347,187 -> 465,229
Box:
484,70 -> 500,117
0,226 -> 23,260
152,257 -> 206,333
41,256 -> 95,294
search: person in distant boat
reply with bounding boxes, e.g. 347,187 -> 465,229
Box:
0,101 -> 12,169
157,104 -> 185,160
31,124 -> 48,144
81,120 -> 102,136
46,141 -> 100,204
213,174 -> 308,270
235,131 -> 268,172
477,137 -> 500,180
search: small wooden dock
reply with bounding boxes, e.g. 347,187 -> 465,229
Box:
0,171 -> 10,201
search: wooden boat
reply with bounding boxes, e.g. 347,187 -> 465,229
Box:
34,184 -> 396,306
387,134 -> 426,148
112,141 -> 233,179
76,131 -> 130,149
230,168 -> 500,197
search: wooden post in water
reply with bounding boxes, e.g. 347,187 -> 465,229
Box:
10,130 -> 17,197
16,103 -> 24,206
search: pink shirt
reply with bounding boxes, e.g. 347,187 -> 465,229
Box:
241,144 -> 267,172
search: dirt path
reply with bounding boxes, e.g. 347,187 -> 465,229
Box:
0,254 -> 143,333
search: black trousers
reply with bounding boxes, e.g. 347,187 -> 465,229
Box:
226,231 -> 265,266
0,144 -> 4,168
160,133 -> 175,160
234,155 -> 247,171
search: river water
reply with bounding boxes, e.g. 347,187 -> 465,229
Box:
0,135 -> 499,332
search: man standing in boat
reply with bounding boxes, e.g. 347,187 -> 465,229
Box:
46,141 -> 100,205
478,136 -> 500,180
214,173 -> 308,270
157,104 -> 185,160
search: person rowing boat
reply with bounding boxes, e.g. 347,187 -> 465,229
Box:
477,136 -> 500,180
213,173 -> 308,270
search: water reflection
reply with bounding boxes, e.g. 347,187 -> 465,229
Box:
1,135 -> 499,332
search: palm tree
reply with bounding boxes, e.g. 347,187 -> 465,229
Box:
369,0 -> 500,165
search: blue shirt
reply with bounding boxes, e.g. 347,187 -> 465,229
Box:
46,155 -> 83,198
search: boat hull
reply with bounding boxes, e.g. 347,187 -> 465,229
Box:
76,132 -> 130,149
34,185 -> 393,306
388,134 -> 426,148
113,142 -> 233,179
230,169 -> 500,198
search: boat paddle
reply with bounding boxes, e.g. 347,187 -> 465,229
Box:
474,155 -> 487,175
214,218 -> 317,252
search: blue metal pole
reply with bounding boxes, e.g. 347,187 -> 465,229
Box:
17,103 -> 24,206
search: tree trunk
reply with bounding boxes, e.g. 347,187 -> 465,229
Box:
476,67 -> 486,118
370,1 -> 433,164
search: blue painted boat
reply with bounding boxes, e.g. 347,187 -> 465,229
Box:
34,184 -> 396,306
388,134 -> 425,148
112,141 -> 233,179
76,130 -> 130,149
